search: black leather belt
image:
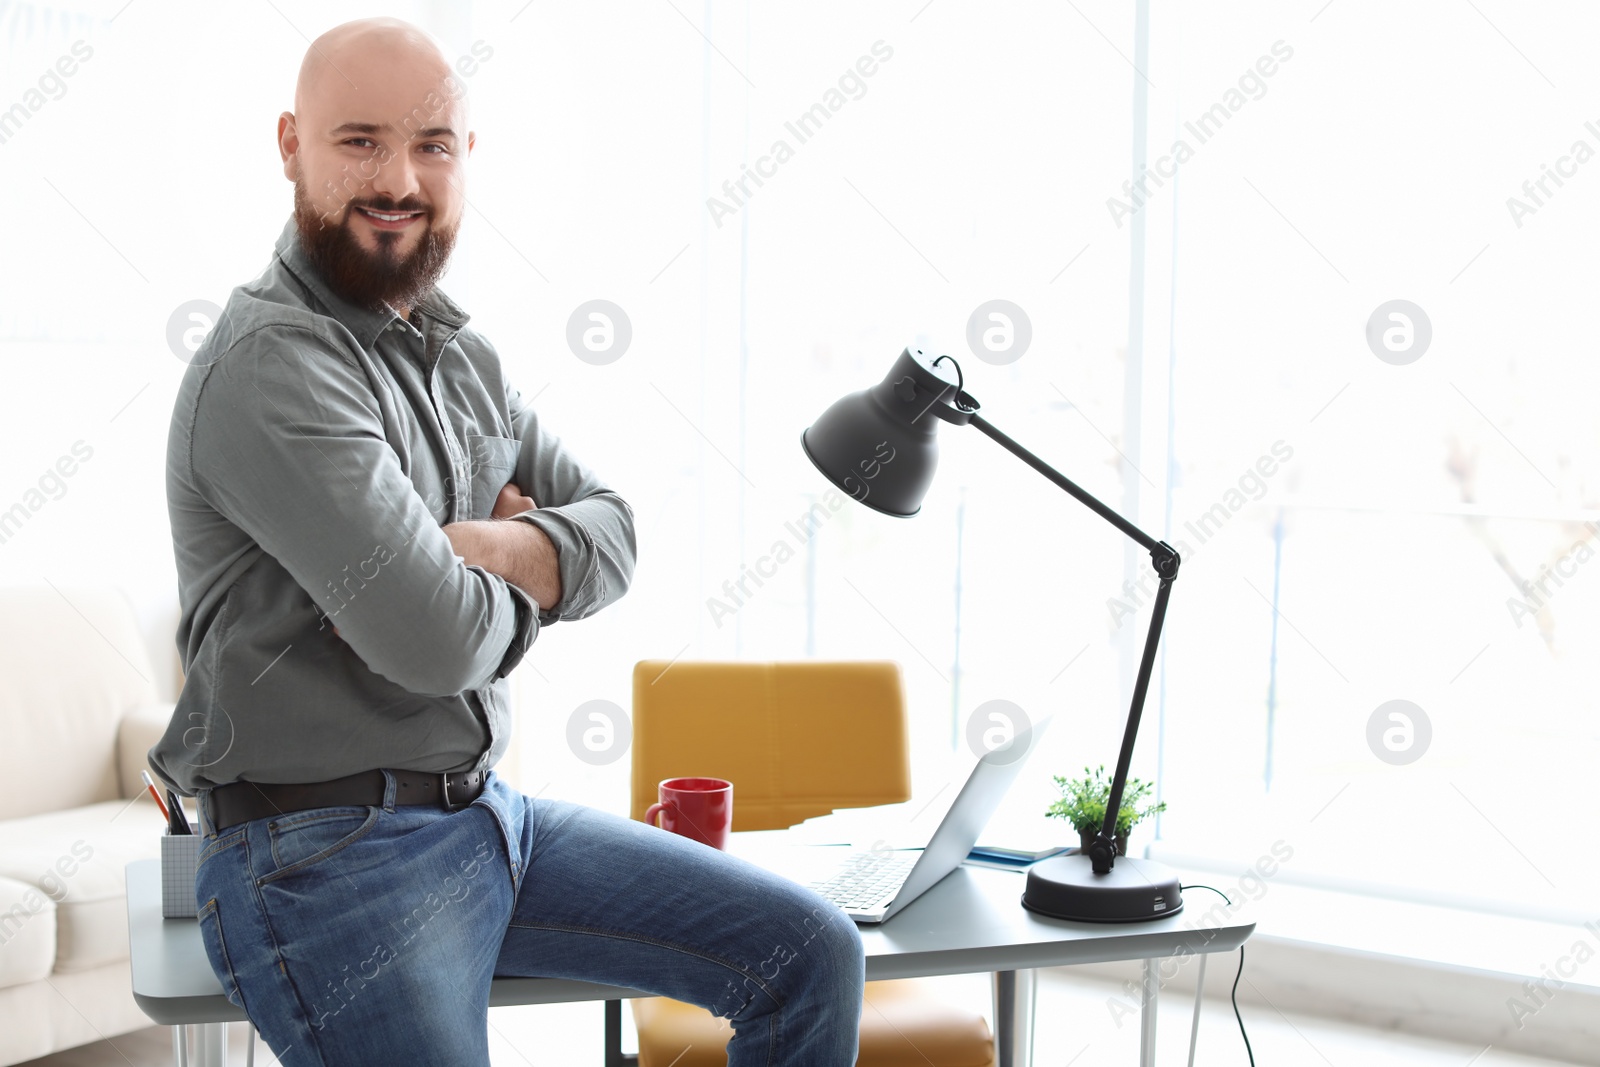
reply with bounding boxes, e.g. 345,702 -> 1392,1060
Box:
205,769 -> 487,833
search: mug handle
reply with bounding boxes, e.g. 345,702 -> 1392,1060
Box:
644,802 -> 669,828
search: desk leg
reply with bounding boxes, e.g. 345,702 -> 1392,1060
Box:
1185,953 -> 1208,1067
173,1023 -> 228,1067
604,999 -> 639,1067
1138,959 -> 1158,1067
992,969 -> 1036,1067
196,1023 -> 228,1067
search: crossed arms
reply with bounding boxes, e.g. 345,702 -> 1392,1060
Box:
188,334 -> 635,697
444,482 -> 563,611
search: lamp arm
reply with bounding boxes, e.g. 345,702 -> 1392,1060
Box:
967,412 -> 1179,875
967,414 -> 1165,554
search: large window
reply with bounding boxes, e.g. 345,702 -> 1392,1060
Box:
1143,1 -> 1600,920
475,2 -> 1143,813
3,0 -> 1591,950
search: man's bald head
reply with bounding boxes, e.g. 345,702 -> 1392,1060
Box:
293,18 -> 466,129
277,17 -> 475,316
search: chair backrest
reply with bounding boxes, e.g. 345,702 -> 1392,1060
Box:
630,660 -> 912,831
0,586 -> 158,818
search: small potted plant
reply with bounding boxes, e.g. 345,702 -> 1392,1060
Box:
1046,764 -> 1167,856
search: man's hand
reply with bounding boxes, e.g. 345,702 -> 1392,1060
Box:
443,482 -> 562,612
492,483 -> 538,518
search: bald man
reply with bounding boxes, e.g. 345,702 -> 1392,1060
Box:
152,18 -> 863,1065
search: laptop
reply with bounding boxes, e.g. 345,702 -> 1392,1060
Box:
796,715 -> 1051,924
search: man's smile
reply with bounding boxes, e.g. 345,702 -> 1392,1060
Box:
354,205 -> 425,229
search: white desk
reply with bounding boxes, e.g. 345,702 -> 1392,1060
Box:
127,843 -> 1252,1066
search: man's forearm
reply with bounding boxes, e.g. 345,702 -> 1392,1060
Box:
443,519 -> 562,613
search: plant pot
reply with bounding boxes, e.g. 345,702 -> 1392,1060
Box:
1078,830 -> 1128,856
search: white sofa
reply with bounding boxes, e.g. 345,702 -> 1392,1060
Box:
0,587 -> 176,1065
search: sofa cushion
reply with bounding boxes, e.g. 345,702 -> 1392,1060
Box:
0,586 -> 159,818
0,874 -> 55,990
0,957 -> 157,1065
0,799 -> 164,972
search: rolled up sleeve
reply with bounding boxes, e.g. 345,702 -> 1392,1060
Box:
505,381 -> 637,624
190,329 -> 536,696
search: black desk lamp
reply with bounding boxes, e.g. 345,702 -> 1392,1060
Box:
802,345 -> 1184,922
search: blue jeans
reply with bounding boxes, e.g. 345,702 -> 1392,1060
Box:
193,771 -> 864,1065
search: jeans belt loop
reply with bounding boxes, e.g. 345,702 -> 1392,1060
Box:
381,769 -> 397,813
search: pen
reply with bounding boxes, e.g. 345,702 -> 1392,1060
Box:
165,788 -> 193,835
140,770 -> 170,821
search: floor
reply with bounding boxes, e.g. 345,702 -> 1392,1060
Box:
15,968 -> 1583,1066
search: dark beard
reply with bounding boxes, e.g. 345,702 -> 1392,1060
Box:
292,175 -> 457,313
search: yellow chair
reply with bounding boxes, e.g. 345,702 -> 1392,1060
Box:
628,659 -> 997,1067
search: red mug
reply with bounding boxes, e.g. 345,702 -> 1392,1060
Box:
644,777 -> 733,850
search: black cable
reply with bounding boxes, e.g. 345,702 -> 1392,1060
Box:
1181,882 -> 1231,905
1181,884 -> 1255,1066
1232,944 -> 1255,1067
930,353 -> 977,411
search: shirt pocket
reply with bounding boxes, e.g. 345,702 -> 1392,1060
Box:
466,435 -> 520,520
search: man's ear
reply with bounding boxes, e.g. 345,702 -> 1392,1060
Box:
467,130 -> 475,157
278,112 -> 298,179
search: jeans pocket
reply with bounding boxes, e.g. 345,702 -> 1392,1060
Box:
199,827 -> 246,865
196,897 -> 245,1010
259,805 -> 377,886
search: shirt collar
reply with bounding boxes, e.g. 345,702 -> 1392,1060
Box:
272,215 -> 470,352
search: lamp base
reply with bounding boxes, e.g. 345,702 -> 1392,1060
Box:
1021,854 -> 1184,923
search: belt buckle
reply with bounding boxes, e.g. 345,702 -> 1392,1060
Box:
440,773 -> 467,812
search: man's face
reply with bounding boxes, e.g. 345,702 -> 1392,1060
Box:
279,47 -> 473,312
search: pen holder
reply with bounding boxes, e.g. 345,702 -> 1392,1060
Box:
160,833 -> 199,919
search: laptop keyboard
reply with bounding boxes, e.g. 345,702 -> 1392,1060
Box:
809,850 -> 921,911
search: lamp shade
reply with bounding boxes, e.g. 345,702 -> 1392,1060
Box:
800,345 -> 978,517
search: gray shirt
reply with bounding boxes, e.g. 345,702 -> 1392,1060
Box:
150,217 -> 636,794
